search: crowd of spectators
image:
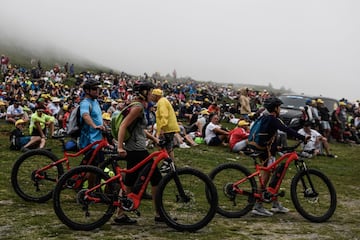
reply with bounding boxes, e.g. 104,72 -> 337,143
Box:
1,53 -> 360,152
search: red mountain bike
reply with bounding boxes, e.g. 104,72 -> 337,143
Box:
209,141 -> 337,222
52,140 -> 218,232
11,134 -> 117,203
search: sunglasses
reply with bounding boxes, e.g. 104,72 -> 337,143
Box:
91,87 -> 99,90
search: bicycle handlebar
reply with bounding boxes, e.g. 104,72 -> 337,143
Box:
279,140 -> 303,154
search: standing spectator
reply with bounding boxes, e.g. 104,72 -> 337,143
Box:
247,97 -> 308,216
229,120 -> 250,153
69,64 -> 75,77
151,88 -> 180,173
1,54 -> 9,74
317,98 -> 331,140
333,101 -> 347,143
79,79 -> 105,165
239,88 -> 251,120
114,81 -> 162,225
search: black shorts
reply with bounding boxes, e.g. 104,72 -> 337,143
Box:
163,132 -> 175,153
81,149 -> 105,166
32,127 -> 46,137
124,150 -> 162,187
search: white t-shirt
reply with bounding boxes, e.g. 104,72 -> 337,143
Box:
297,128 -> 322,151
204,122 -> 221,144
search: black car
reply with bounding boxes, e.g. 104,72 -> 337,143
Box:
278,94 -> 338,130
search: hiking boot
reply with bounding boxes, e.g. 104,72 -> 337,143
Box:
271,202 -> 289,213
160,159 -> 171,174
112,215 -> 137,225
251,202 -> 273,217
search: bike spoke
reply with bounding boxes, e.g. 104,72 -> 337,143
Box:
53,166 -> 116,230
12,151 -> 61,202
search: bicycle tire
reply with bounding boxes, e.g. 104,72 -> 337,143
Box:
156,167 -> 218,232
53,165 -> 116,231
209,163 -> 257,218
11,149 -> 63,203
291,168 -> 337,222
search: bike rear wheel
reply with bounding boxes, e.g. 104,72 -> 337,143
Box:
53,165 -> 117,231
156,167 -> 218,232
209,163 -> 257,218
291,168 -> 337,222
11,149 -> 63,203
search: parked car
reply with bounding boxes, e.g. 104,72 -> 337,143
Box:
278,94 -> 339,130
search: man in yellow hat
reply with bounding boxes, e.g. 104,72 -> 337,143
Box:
151,88 -> 180,173
228,120 -> 250,153
10,119 -> 31,150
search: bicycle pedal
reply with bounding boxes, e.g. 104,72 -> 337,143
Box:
134,210 -> 141,217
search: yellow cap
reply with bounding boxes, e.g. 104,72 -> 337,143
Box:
102,112 -> 111,121
238,120 -> 250,127
15,119 -> 26,126
152,89 -> 163,96
200,109 -> 209,115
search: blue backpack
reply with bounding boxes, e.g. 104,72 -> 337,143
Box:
248,115 -> 271,149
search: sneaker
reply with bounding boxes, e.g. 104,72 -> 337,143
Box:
271,202 -> 289,213
160,159 -> 171,174
327,154 -> 337,158
179,142 -> 190,148
20,147 -> 30,152
112,215 -> 137,225
251,203 -> 273,217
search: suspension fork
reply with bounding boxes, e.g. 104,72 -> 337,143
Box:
170,163 -> 190,202
296,160 -> 318,196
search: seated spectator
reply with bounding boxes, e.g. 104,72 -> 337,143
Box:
228,120 -> 250,153
204,113 -> 229,146
6,101 -> 24,124
9,119 -> 31,150
178,122 -> 198,147
297,121 -> 336,158
22,105 -> 55,151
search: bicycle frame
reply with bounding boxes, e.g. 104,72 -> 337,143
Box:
85,147 -> 171,210
234,149 -> 301,201
34,137 -> 110,181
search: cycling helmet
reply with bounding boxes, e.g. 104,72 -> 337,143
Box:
263,97 -> 283,112
82,79 -> 101,90
133,81 -> 155,100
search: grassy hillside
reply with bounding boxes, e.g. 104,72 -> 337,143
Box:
0,120 -> 359,239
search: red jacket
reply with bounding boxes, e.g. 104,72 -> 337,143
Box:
229,127 -> 249,150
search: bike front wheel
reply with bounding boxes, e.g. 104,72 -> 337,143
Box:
156,167 -> 218,232
209,163 -> 257,218
291,168 -> 337,222
53,165 -> 117,231
11,149 -> 63,203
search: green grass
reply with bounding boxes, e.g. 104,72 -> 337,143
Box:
0,121 -> 359,240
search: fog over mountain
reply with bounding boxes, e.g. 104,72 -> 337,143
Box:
1,0 -> 360,101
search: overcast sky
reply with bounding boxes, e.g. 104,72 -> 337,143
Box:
1,0 -> 359,101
